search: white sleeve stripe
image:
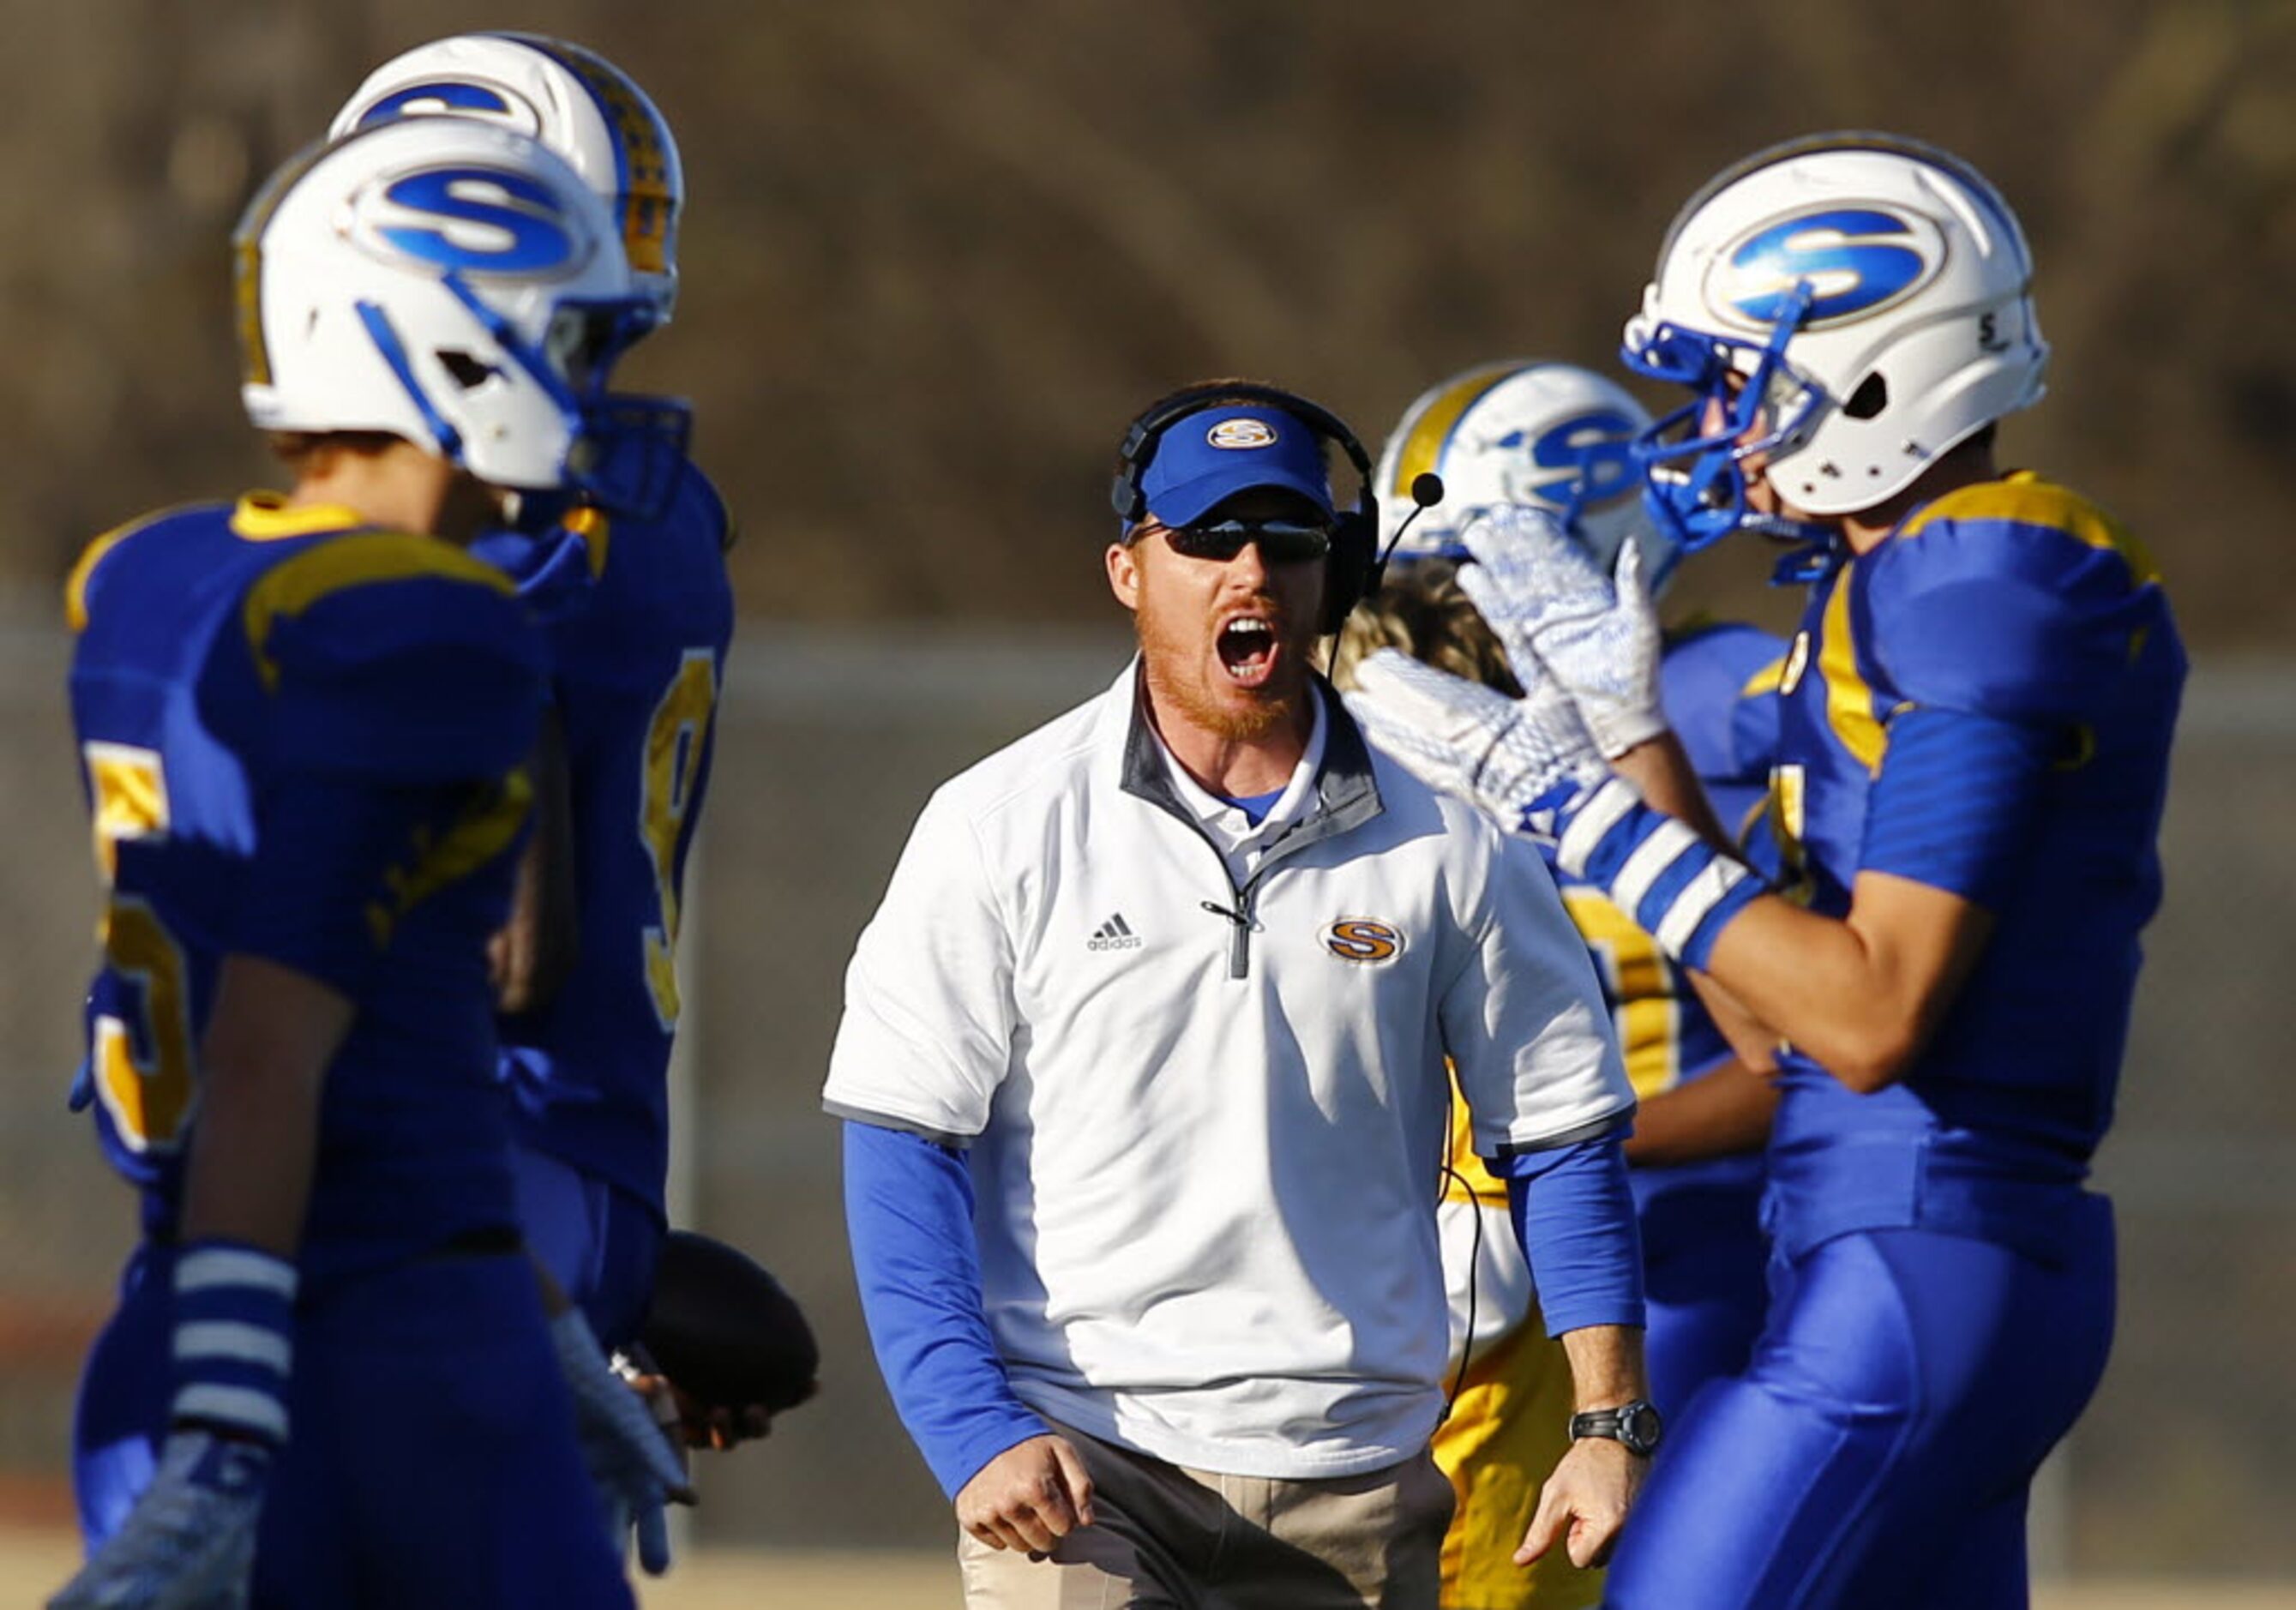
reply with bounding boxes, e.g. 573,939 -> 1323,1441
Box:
1555,778 -> 1640,876
1655,857 -> 1752,957
175,1247 -> 298,1300
1608,820 -> 1704,919
172,1321 -> 292,1374
170,1384 -> 288,1442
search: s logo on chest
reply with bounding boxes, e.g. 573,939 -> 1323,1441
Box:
1324,917 -> 1403,964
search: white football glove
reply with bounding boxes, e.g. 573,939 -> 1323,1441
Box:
50,1431 -> 268,1610
1345,650 -> 1607,838
1458,505 -> 1666,759
551,1308 -> 693,1577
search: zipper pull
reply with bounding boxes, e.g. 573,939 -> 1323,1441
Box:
1200,899 -> 1251,978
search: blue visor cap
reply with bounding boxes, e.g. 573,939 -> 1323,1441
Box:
1139,406 -> 1336,528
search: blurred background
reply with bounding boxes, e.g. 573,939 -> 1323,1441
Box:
1,0 -> 2293,1597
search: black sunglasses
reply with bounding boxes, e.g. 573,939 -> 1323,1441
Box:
1153,518 -> 1332,563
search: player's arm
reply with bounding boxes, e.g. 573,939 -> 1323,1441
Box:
53,766 -> 515,1610
1622,1057 -> 1777,1167
176,958 -> 352,1256
1694,869 -> 1991,1091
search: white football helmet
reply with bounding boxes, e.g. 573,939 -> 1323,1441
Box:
237,117 -> 652,494
1621,133 -> 2047,547
1373,361 -> 1678,590
330,33 -> 683,327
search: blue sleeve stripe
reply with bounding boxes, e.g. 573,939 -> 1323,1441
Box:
843,1121 -> 1047,1499
1500,1140 -> 1646,1335
1861,706 -> 2055,909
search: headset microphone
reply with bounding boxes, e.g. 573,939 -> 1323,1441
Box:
1321,471 -> 1448,673
1375,472 -> 1446,574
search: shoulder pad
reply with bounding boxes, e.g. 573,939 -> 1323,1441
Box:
64,504 -> 217,634
1870,476 -> 2164,725
247,532 -> 545,782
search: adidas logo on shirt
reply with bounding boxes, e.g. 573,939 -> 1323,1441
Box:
1088,913 -> 1143,952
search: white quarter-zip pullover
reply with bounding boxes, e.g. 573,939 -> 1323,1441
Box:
825,664 -> 1631,1478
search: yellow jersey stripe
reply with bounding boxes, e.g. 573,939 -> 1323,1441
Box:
1819,562 -> 1888,774
1899,471 -> 2163,586
1740,654 -> 1788,699
1390,364 -> 1517,501
366,771 -> 533,948
242,532 -> 514,692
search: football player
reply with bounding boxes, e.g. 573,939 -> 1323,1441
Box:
1349,135 -> 2182,1607
54,117 -> 682,1608
1337,360 -> 1783,1607
330,36 -> 739,1411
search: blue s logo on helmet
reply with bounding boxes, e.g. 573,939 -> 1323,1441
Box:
1525,408 -> 1640,508
352,81 -> 545,138
1709,207 -> 1939,331
1481,408 -> 1640,519
352,165 -> 588,277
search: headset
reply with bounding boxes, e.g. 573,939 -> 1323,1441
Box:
1110,381 -> 1382,636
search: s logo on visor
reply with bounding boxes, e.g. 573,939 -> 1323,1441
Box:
352,81 -> 546,139
352,165 -> 591,277
1208,418 -> 1277,449
1324,918 -> 1403,964
1707,207 -> 1940,331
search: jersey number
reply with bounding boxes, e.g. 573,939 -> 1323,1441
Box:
640,650 -> 719,1030
83,743 -> 195,1152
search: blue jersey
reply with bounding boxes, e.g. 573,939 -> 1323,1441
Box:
67,495 -> 545,1283
1554,621 -> 1786,1198
472,463 -> 734,1216
1759,472 -> 2183,1257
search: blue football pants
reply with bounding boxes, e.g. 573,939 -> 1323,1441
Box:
512,1143 -> 664,1351
1603,1201 -> 2114,1610
1638,1182 -> 1770,1425
75,1242 -> 634,1608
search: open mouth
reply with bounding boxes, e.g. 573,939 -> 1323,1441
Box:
1217,616 -> 1279,686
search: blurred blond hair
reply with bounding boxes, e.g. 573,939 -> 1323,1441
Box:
1330,560 -> 1524,698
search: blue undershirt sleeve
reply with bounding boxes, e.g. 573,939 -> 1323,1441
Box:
1499,1138 -> 1647,1336
842,1120 -> 1049,1499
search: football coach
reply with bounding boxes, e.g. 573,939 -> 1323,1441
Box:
825,381 -> 1654,1607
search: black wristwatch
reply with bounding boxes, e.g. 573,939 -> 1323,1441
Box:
1569,1399 -> 1663,1457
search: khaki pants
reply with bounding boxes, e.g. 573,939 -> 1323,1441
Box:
959,1418 -> 1456,1609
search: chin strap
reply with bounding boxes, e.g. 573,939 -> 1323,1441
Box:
1754,520 -> 1844,586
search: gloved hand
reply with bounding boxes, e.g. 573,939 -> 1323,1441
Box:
50,1430 -> 270,1610
550,1307 -> 694,1576
1458,506 -> 1666,759
1345,650 -> 1608,838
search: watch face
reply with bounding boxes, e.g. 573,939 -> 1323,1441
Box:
1621,1401 -> 1662,1455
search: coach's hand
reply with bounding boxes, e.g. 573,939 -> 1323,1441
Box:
956,1434 -> 1096,1555
1518,1436 -> 1644,1571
